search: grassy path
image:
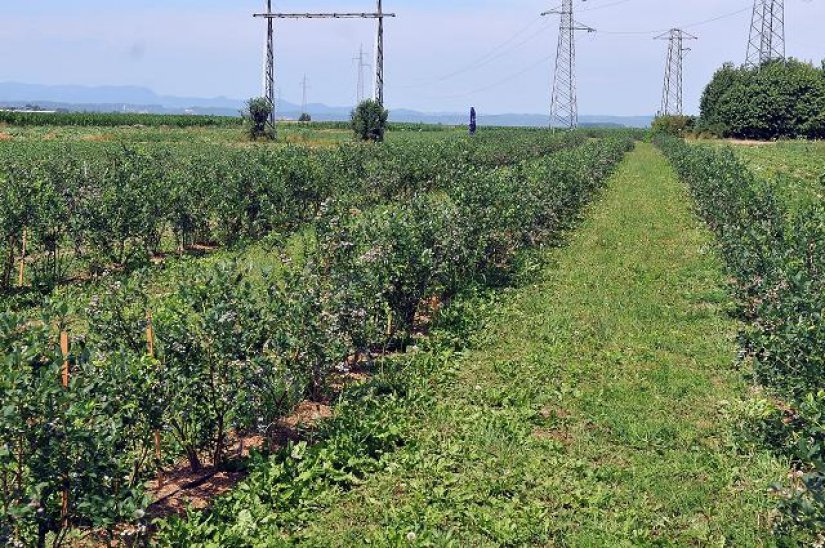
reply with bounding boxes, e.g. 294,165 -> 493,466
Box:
295,144 -> 784,545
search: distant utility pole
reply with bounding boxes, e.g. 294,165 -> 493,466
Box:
300,74 -> 310,114
655,29 -> 697,116
746,0 -> 785,68
542,1 -> 594,130
353,44 -> 372,104
254,2 -> 396,136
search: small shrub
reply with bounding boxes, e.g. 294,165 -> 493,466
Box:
651,115 -> 696,137
246,97 -> 274,140
351,100 -> 389,142
298,113 -> 312,123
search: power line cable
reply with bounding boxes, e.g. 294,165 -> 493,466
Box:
683,5 -> 754,30
405,0 -> 624,93
420,54 -> 554,100
580,0 -> 636,12
594,4 -> 753,36
399,16 -> 545,88
545,0 -> 635,14
400,0 -> 751,103
421,20 -> 552,84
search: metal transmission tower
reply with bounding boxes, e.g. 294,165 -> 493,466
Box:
353,44 -> 372,104
254,2 -> 396,134
300,75 -> 310,114
746,0 -> 785,68
542,1 -> 594,130
374,0 -> 387,106
655,29 -> 697,116
263,0 -> 276,127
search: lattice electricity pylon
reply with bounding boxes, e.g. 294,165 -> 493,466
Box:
746,0 -> 785,68
655,29 -> 697,116
263,0 -> 275,127
254,1 -> 396,135
542,1 -> 594,130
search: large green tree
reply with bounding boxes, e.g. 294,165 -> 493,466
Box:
699,59 -> 825,140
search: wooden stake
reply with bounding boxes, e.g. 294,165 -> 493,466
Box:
146,311 -> 155,358
61,486 -> 69,528
17,228 -> 26,288
146,311 -> 163,476
59,330 -> 70,527
154,431 -> 162,461
60,331 -> 70,388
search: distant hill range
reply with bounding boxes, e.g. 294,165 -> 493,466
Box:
0,82 -> 653,128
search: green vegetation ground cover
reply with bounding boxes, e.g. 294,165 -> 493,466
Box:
0,127 -> 590,330
26,129 -> 603,330
0,122 -> 634,148
1,130 -> 630,546
0,119 -> 466,148
0,129 -> 579,300
0,110 -> 461,133
154,143 -> 785,546
728,141 -> 824,209
0,124 -> 458,148
147,137 -> 632,545
657,136 -> 825,542
294,143 -> 784,546
0,111 -> 244,129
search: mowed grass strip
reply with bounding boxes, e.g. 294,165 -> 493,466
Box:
294,143 -> 785,546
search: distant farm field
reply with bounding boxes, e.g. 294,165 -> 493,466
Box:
0,121 -> 466,148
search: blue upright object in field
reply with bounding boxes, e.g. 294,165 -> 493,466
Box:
469,107 -> 477,135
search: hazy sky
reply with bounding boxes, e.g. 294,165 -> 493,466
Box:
2,0 -> 823,115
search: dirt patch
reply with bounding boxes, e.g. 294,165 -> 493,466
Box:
282,400 -> 333,428
147,466 -> 248,517
329,358 -> 373,391
81,134 -> 113,142
143,401 -> 333,515
187,243 -> 220,253
0,132 -> 12,141
539,404 -> 570,420
77,398 -> 339,545
532,427 -> 573,446
144,431 -> 269,519
411,294 -> 447,338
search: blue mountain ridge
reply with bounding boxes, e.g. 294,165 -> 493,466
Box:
0,82 -> 653,128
